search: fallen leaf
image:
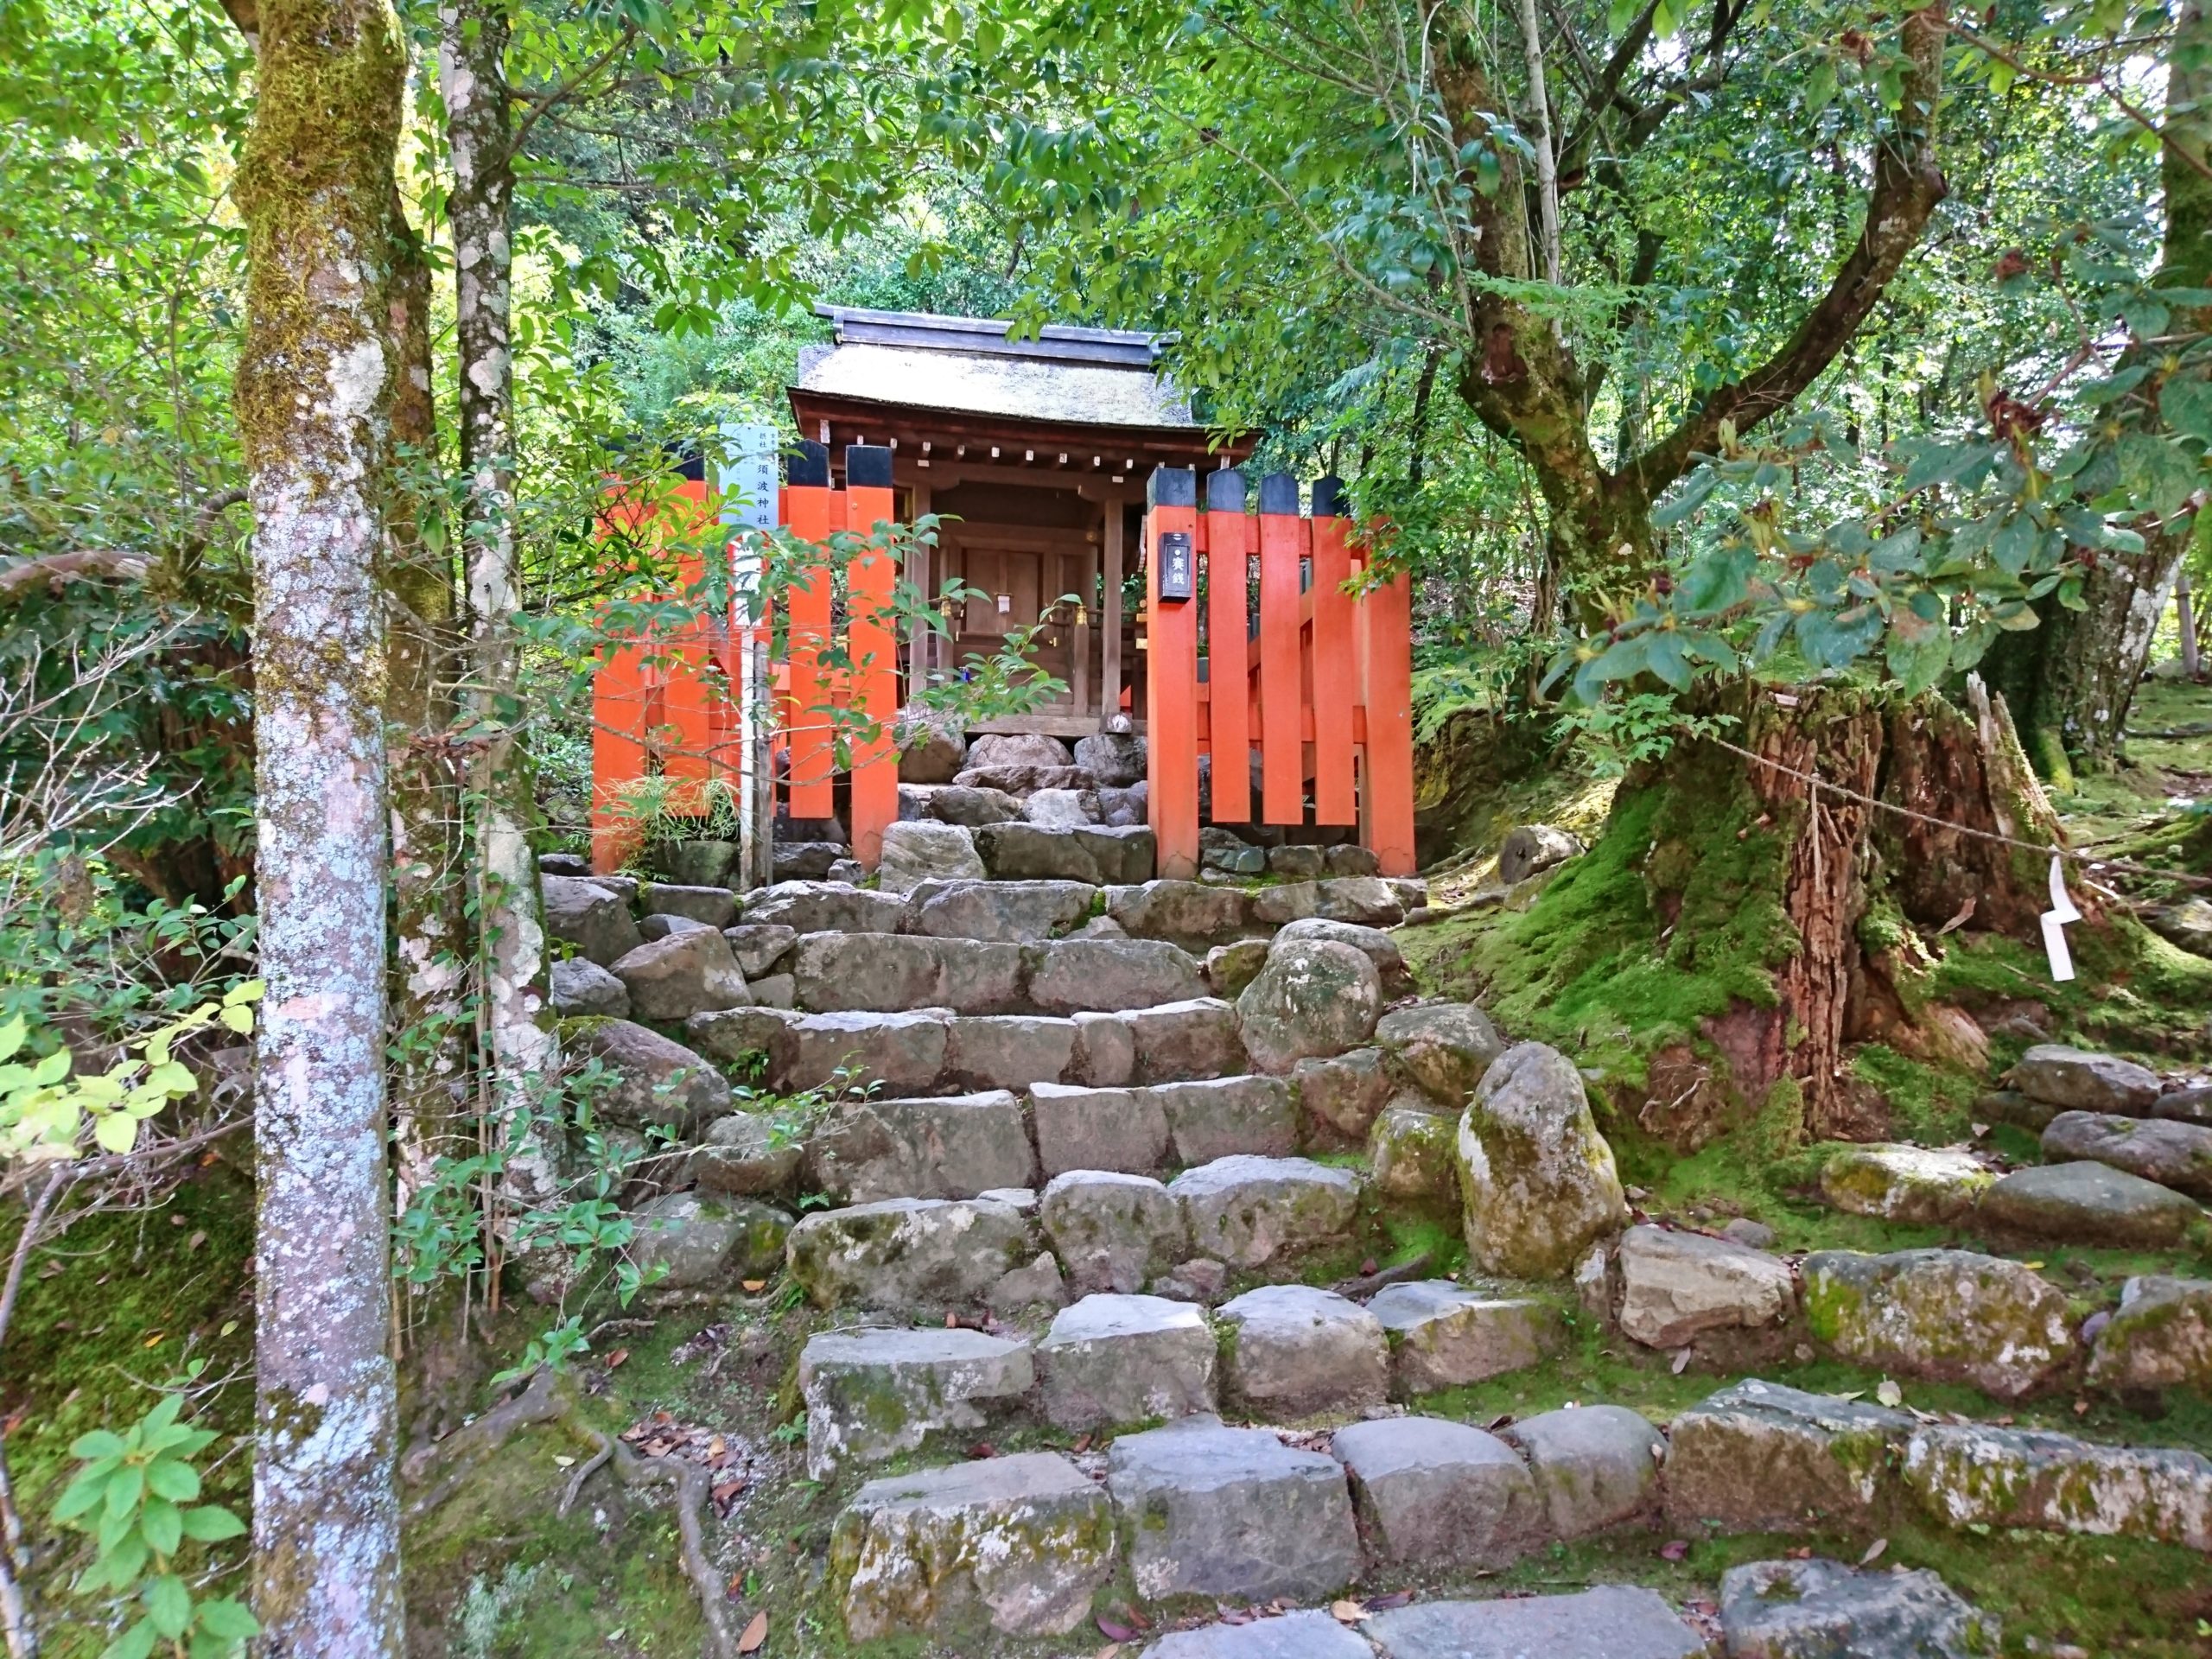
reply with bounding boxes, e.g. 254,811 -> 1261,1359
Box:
607,1349 -> 630,1370
187,1230 -> 207,1250
553,1455 -> 576,1469
1670,1348 -> 1692,1375
945,1313 -> 958,1328
1786,1547 -> 1814,1560
143,1332 -> 165,1348
713,1478 -> 746,1506
742,1279 -> 766,1294
1095,1648 -> 1120,1659
738,1610 -> 768,1653
2073,1398 -> 2091,1416
967,1442 -> 997,1459
708,1434 -> 727,1458
1876,1378 -> 1902,1408
1096,1618 -> 1134,1642
2023,1261 -> 2044,1271
1970,1122 -> 1989,1138
1860,1537 -> 1888,1566
1330,1599 -> 1370,1624
1660,1539 -> 1690,1561
1366,1590 -> 1414,1611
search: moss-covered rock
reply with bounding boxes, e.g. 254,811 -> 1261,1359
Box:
1902,1424 -> 2212,1552
1369,1098 -> 1460,1205
1804,1249 -> 2076,1401
784,1195 -> 1035,1310
828,1452 -> 1116,1639
1456,1042 -> 1627,1278
798,1327 -> 1033,1478
1819,1143 -> 1994,1224
1234,935 -> 1383,1074
625,1191 -> 788,1290
2088,1275 -> 2212,1398
1667,1378 -> 1913,1534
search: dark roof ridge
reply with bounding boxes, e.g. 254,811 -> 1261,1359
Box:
814,305 -> 1166,368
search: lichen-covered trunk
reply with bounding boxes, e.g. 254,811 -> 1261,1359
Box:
441,0 -> 558,1217
384,190 -> 467,1222
233,0 -> 404,1648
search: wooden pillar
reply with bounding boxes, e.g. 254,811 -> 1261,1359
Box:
846,443 -> 899,868
908,480 -> 933,692
1309,475 -> 1357,825
1358,557 -> 1417,876
1145,467 -> 1200,878
1102,499 -> 1125,721
784,441 -> 836,821
1073,515 -> 1095,717
1204,467 -> 1250,824
591,642 -> 657,874
1256,473 -> 1305,824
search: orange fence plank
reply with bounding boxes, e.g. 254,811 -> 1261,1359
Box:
844,447 -> 899,868
1256,475 -> 1305,825
1358,561 -> 1417,876
783,481 -> 837,819
1145,468 -> 1202,879
1203,468 -> 1250,826
591,642 -> 657,874
1309,480 -> 1357,824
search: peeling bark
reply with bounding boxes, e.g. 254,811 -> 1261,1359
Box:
232,0 -> 405,1648
441,0 -> 559,1212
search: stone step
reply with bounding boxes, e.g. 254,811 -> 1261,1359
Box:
687,998 -> 1247,1096
791,1073 -> 1318,1209
819,1370 -> 2194,1644
785,1154 -> 1364,1313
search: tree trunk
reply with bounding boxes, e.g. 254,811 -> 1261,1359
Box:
385,189 -> 468,1227
441,0 -> 559,1222
232,0 -> 404,1648
1632,680 -> 2062,1146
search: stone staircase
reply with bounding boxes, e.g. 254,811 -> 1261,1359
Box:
538,807 -> 2212,1657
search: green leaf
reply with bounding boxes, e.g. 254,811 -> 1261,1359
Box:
2078,365 -> 2151,406
94,1111 -> 140,1154
71,1430 -> 128,1462
1991,511 -> 2037,575
100,1617 -> 159,1659
140,1495 -> 182,1555
2116,431 -> 2200,518
194,1599 -> 259,1642
0,1017 -> 25,1063
54,1471 -> 110,1522
179,1505 -> 246,1543
146,1459 -> 200,1503
1887,627 -> 1951,695
1680,544 -> 1754,612
146,1574 -> 191,1640
1645,631 -> 1694,690
1651,469 -> 1718,528
104,1463 -> 145,1520
2163,375 -> 2212,443
1796,605 -> 1885,668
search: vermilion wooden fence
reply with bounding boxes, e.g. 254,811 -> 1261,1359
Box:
1144,466 -> 1415,880
589,444 -> 904,874
590,451 -> 1416,886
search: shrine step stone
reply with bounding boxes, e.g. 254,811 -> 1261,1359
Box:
798,1326 -> 1033,1478
1361,1587 -> 1706,1659
1105,1414 -> 1362,1602
827,1452 -> 1116,1641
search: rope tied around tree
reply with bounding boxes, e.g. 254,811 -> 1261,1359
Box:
1700,729 -> 2212,893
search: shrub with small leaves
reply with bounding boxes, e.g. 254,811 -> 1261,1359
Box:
53,1389 -> 256,1659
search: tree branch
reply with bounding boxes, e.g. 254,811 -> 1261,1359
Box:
507,24 -> 638,160
1629,2 -> 1949,493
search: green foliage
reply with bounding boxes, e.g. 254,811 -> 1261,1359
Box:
0,980 -> 259,1160
53,1382 -> 256,1659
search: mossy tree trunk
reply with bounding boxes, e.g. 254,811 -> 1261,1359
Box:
440,0 -> 559,1225
1644,679 -> 2062,1143
232,0 -> 406,1646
